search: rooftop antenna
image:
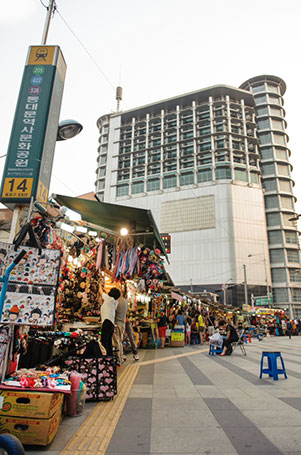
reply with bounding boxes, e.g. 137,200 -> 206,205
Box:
116,86 -> 123,112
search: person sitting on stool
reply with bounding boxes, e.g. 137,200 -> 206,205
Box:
218,320 -> 238,356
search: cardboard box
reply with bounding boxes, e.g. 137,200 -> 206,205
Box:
170,340 -> 185,347
0,406 -> 62,445
0,390 -> 63,418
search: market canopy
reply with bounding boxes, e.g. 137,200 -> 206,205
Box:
52,194 -> 168,260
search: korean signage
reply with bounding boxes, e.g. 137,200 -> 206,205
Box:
0,46 -> 66,207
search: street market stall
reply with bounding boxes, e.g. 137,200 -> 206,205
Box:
0,193 -> 168,445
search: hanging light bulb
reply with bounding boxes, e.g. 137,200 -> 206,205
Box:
120,227 -> 128,236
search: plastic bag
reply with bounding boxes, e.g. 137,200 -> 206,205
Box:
209,332 -> 223,348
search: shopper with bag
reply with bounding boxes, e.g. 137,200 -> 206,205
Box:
101,288 -> 120,356
218,320 -> 238,356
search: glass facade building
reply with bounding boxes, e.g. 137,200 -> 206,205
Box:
95,78 -> 301,316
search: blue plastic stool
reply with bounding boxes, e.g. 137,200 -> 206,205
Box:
209,344 -> 223,356
260,351 -> 287,380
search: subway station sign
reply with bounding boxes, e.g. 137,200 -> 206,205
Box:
0,46 -> 66,207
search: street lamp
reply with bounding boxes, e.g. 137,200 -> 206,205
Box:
57,120 -> 83,141
248,253 -> 271,308
222,278 -> 233,306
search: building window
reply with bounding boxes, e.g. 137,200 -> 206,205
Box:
262,179 -> 277,192
274,133 -> 286,145
256,106 -> 269,116
98,180 -> 105,190
252,84 -> 265,94
180,172 -> 194,186
97,192 -> 104,202
163,175 -> 177,189
265,195 -> 278,209
101,145 -> 108,154
273,288 -> 289,303
199,141 -> 211,152
258,133 -> 272,145
250,172 -> 259,184
116,183 -> 129,197
100,155 -> 107,165
98,168 -> 106,178
132,180 -> 144,194
283,214 -> 295,227
287,249 -> 299,263
257,119 -> 270,130
292,288 -> 301,302
271,119 -> 284,131
277,164 -> 290,176
197,168 -> 212,183
260,148 -> 273,160
261,163 -> 275,175
275,148 -> 287,160
270,107 -> 282,116
254,95 -> 267,104
281,196 -> 294,210
270,249 -> 285,263
278,179 -> 291,193
164,161 -> 177,173
267,84 -> 278,94
234,168 -> 247,182
148,164 -> 160,175
216,166 -> 231,180
285,231 -> 298,244
147,178 -> 160,192
197,153 -> 212,166
269,95 -> 281,106
268,230 -> 282,244
267,213 -> 281,227
289,269 -> 301,283
272,268 -> 286,283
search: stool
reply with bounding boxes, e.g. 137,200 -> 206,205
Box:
244,334 -> 251,343
209,344 -> 223,356
260,351 -> 287,380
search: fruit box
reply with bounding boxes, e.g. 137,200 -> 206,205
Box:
0,390 -> 63,418
0,406 -> 62,445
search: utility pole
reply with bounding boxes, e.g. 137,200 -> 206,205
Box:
243,264 -> 248,309
41,0 -> 56,45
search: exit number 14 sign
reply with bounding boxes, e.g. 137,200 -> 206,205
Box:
2,177 -> 33,199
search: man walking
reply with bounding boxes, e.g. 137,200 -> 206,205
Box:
113,291 -> 128,365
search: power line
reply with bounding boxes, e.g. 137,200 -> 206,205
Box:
54,6 -> 129,108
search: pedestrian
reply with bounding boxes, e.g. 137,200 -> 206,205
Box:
157,311 -> 168,349
112,290 -> 128,365
286,320 -> 293,340
124,318 -> 139,361
101,288 -> 120,356
185,317 -> 191,345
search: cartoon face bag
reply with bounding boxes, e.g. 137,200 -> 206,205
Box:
0,241 -> 61,326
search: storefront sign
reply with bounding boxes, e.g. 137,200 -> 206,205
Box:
0,46 -> 66,208
171,331 -> 184,341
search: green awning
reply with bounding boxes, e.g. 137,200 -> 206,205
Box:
52,194 -> 168,260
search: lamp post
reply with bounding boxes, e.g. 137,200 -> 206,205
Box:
248,253 -> 271,309
243,264 -> 248,310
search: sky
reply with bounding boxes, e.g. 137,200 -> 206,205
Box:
1,0 -> 301,212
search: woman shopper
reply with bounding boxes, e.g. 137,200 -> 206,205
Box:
101,288 -> 120,356
218,320 -> 238,356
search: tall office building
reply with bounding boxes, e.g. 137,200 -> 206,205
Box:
95,77 -> 301,316
240,76 -> 301,316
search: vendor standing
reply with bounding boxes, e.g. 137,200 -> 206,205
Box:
101,288 -> 120,356
218,320 -> 238,356
113,291 -> 128,365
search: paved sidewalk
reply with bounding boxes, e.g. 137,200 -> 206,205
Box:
26,337 -> 301,454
